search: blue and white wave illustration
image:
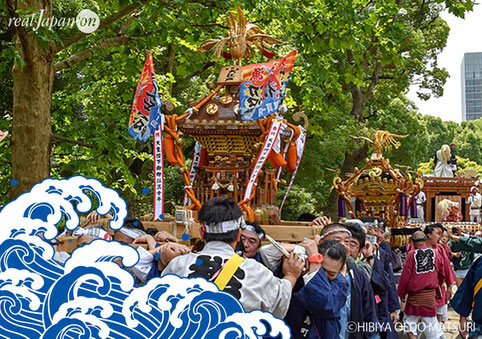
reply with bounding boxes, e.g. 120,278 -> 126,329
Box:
0,176 -> 291,338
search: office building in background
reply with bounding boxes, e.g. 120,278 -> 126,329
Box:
461,52 -> 482,121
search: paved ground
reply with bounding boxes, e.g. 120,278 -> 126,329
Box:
396,306 -> 463,338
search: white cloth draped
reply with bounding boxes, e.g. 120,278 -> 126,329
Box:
434,150 -> 453,177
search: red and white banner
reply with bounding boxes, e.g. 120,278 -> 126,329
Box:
183,141 -> 203,206
243,120 -> 282,202
153,121 -> 164,220
279,127 -> 306,214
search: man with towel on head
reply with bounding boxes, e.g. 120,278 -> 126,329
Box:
162,197 -> 304,318
239,221 -> 266,263
74,224 -> 113,246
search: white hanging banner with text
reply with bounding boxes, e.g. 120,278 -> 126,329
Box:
243,120 -> 282,202
279,127 -> 306,214
153,121 -> 165,220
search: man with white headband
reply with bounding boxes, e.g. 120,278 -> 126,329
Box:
360,216 -> 399,339
342,220 -> 379,339
73,224 -> 112,247
162,197 -> 304,318
285,225 -> 353,338
113,217 -> 146,244
239,221 -> 266,262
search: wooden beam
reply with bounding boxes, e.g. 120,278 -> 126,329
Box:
92,218 -> 317,243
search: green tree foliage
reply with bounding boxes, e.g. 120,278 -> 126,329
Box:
418,155 -> 482,176
419,115 -> 482,164
278,185 -> 317,221
0,0 -> 478,218
454,119 -> 482,164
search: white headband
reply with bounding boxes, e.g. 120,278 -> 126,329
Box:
204,217 -> 245,233
344,219 -> 367,233
119,226 -> 146,240
73,226 -> 112,241
364,220 -> 378,227
243,225 -> 265,240
320,228 -> 352,240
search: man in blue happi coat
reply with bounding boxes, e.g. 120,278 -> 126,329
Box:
451,256 -> 482,338
285,239 -> 349,338
344,220 -> 381,339
361,217 -> 399,339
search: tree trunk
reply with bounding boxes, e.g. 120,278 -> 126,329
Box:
10,1 -> 54,199
325,81 -> 369,219
325,143 -> 369,219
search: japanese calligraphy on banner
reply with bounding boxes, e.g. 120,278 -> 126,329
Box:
128,50 -> 163,142
153,123 -> 164,220
243,120 -> 282,202
279,127 -> 306,214
183,142 -> 203,206
239,50 -> 297,121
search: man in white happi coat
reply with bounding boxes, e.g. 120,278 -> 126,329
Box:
162,197 -> 304,318
467,186 -> 482,222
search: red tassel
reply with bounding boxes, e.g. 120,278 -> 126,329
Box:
286,142 -> 297,172
268,151 -> 287,169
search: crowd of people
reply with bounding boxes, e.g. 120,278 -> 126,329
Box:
53,196 -> 482,339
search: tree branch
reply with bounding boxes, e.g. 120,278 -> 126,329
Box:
415,0 -> 426,27
192,23 -> 228,29
6,0 -> 33,66
54,0 -> 155,53
420,14 -> 440,29
366,61 -> 382,99
350,84 -> 365,123
51,134 -> 95,148
119,11 -> 141,35
54,35 -> 133,72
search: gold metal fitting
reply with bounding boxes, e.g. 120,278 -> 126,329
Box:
252,142 -> 262,152
219,95 -> 233,106
206,81 -> 214,90
206,103 -> 219,115
175,138 -> 184,147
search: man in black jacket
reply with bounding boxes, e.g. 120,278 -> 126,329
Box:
450,142 -> 458,177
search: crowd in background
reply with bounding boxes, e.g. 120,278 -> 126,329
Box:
51,196 -> 482,339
